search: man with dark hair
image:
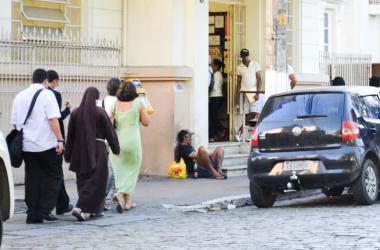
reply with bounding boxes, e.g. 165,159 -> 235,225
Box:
175,129 -> 226,179
369,76 -> 380,87
46,70 -> 73,216
332,76 -> 345,86
97,77 -> 122,210
235,49 -> 262,141
11,68 -> 64,224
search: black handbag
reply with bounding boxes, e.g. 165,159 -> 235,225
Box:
6,89 -> 44,168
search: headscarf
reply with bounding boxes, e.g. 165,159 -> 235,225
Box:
76,87 -> 100,174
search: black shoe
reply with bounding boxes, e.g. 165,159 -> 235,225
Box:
26,217 -> 43,224
56,204 -> 74,215
42,213 -> 58,222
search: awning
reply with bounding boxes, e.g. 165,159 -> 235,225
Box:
22,5 -> 69,23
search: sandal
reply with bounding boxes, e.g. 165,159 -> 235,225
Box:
125,203 -> 136,210
211,174 -> 227,180
113,194 -> 125,213
72,208 -> 90,222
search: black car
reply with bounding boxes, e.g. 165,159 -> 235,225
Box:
248,86 -> 380,208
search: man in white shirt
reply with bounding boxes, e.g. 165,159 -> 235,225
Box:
235,49 -> 262,140
97,77 -> 121,210
287,65 -> 297,91
11,68 -> 64,224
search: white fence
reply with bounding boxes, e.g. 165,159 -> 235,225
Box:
319,52 -> 372,86
0,30 -> 121,184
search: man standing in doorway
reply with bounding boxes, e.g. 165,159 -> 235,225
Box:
11,68 -> 64,224
235,49 -> 262,141
47,70 -> 73,216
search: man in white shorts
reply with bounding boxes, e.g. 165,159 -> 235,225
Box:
235,49 -> 262,141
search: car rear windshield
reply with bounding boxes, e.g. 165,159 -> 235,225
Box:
260,93 -> 344,122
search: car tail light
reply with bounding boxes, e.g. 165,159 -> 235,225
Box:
250,126 -> 259,147
341,121 -> 360,143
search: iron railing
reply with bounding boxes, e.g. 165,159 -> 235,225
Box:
0,29 -> 121,184
319,52 -> 372,86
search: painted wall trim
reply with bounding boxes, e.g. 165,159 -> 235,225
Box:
120,66 -> 193,81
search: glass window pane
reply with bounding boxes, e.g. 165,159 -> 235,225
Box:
260,93 -> 344,122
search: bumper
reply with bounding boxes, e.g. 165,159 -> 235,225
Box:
247,146 -> 365,190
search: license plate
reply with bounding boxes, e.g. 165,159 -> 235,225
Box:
283,161 -> 311,171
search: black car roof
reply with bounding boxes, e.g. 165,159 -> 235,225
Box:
270,86 -> 380,98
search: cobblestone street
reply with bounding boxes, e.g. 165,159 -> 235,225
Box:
3,192 -> 380,249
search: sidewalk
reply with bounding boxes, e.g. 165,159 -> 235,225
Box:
14,176 -> 250,206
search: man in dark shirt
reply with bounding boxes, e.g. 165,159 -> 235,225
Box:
47,70 -> 73,216
175,129 -> 226,179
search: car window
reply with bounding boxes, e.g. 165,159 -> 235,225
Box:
260,93 -> 344,122
357,95 -> 380,120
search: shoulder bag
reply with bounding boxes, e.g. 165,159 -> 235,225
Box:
6,89 -> 44,168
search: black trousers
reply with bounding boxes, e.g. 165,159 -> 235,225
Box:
55,155 -> 70,214
24,148 -> 61,219
209,97 -> 224,138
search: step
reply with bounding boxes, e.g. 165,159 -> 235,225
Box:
208,142 -> 241,155
223,153 -> 249,167
222,165 -> 247,178
208,142 -> 251,155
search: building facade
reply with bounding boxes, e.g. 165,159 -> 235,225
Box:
0,0 -> 380,182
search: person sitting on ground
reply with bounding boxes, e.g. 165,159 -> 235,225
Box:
174,129 -> 226,180
331,76 -> 345,86
369,76 -> 380,88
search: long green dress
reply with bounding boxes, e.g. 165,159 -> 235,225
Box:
111,98 -> 142,194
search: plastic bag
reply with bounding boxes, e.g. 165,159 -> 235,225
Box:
168,158 -> 187,179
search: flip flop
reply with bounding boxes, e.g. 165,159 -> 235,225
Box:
211,175 -> 227,180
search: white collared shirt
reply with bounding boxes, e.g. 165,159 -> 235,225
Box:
237,60 -> 261,92
97,95 -> 118,117
11,84 -> 61,152
210,71 -> 223,97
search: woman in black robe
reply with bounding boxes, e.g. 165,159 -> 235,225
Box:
64,87 -> 120,221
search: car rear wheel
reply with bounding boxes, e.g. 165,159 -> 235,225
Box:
249,181 -> 276,208
352,159 -> 379,205
322,186 -> 345,197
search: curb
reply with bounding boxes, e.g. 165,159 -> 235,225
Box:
162,189 -> 323,213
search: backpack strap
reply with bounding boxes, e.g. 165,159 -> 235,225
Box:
23,88 -> 44,125
102,99 -> 105,109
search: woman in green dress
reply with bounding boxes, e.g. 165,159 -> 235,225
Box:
110,81 -> 150,213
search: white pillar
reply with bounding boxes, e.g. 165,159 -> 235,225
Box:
184,0 -> 209,148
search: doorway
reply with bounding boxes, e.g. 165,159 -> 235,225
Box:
209,1 -> 245,142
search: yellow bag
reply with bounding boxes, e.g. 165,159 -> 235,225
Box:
168,158 -> 187,179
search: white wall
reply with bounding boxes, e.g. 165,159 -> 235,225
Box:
0,0 -> 11,34
125,0 -> 187,66
81,0 -> 123,41
300,0 -> 323,73
299,0 -> 380,73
